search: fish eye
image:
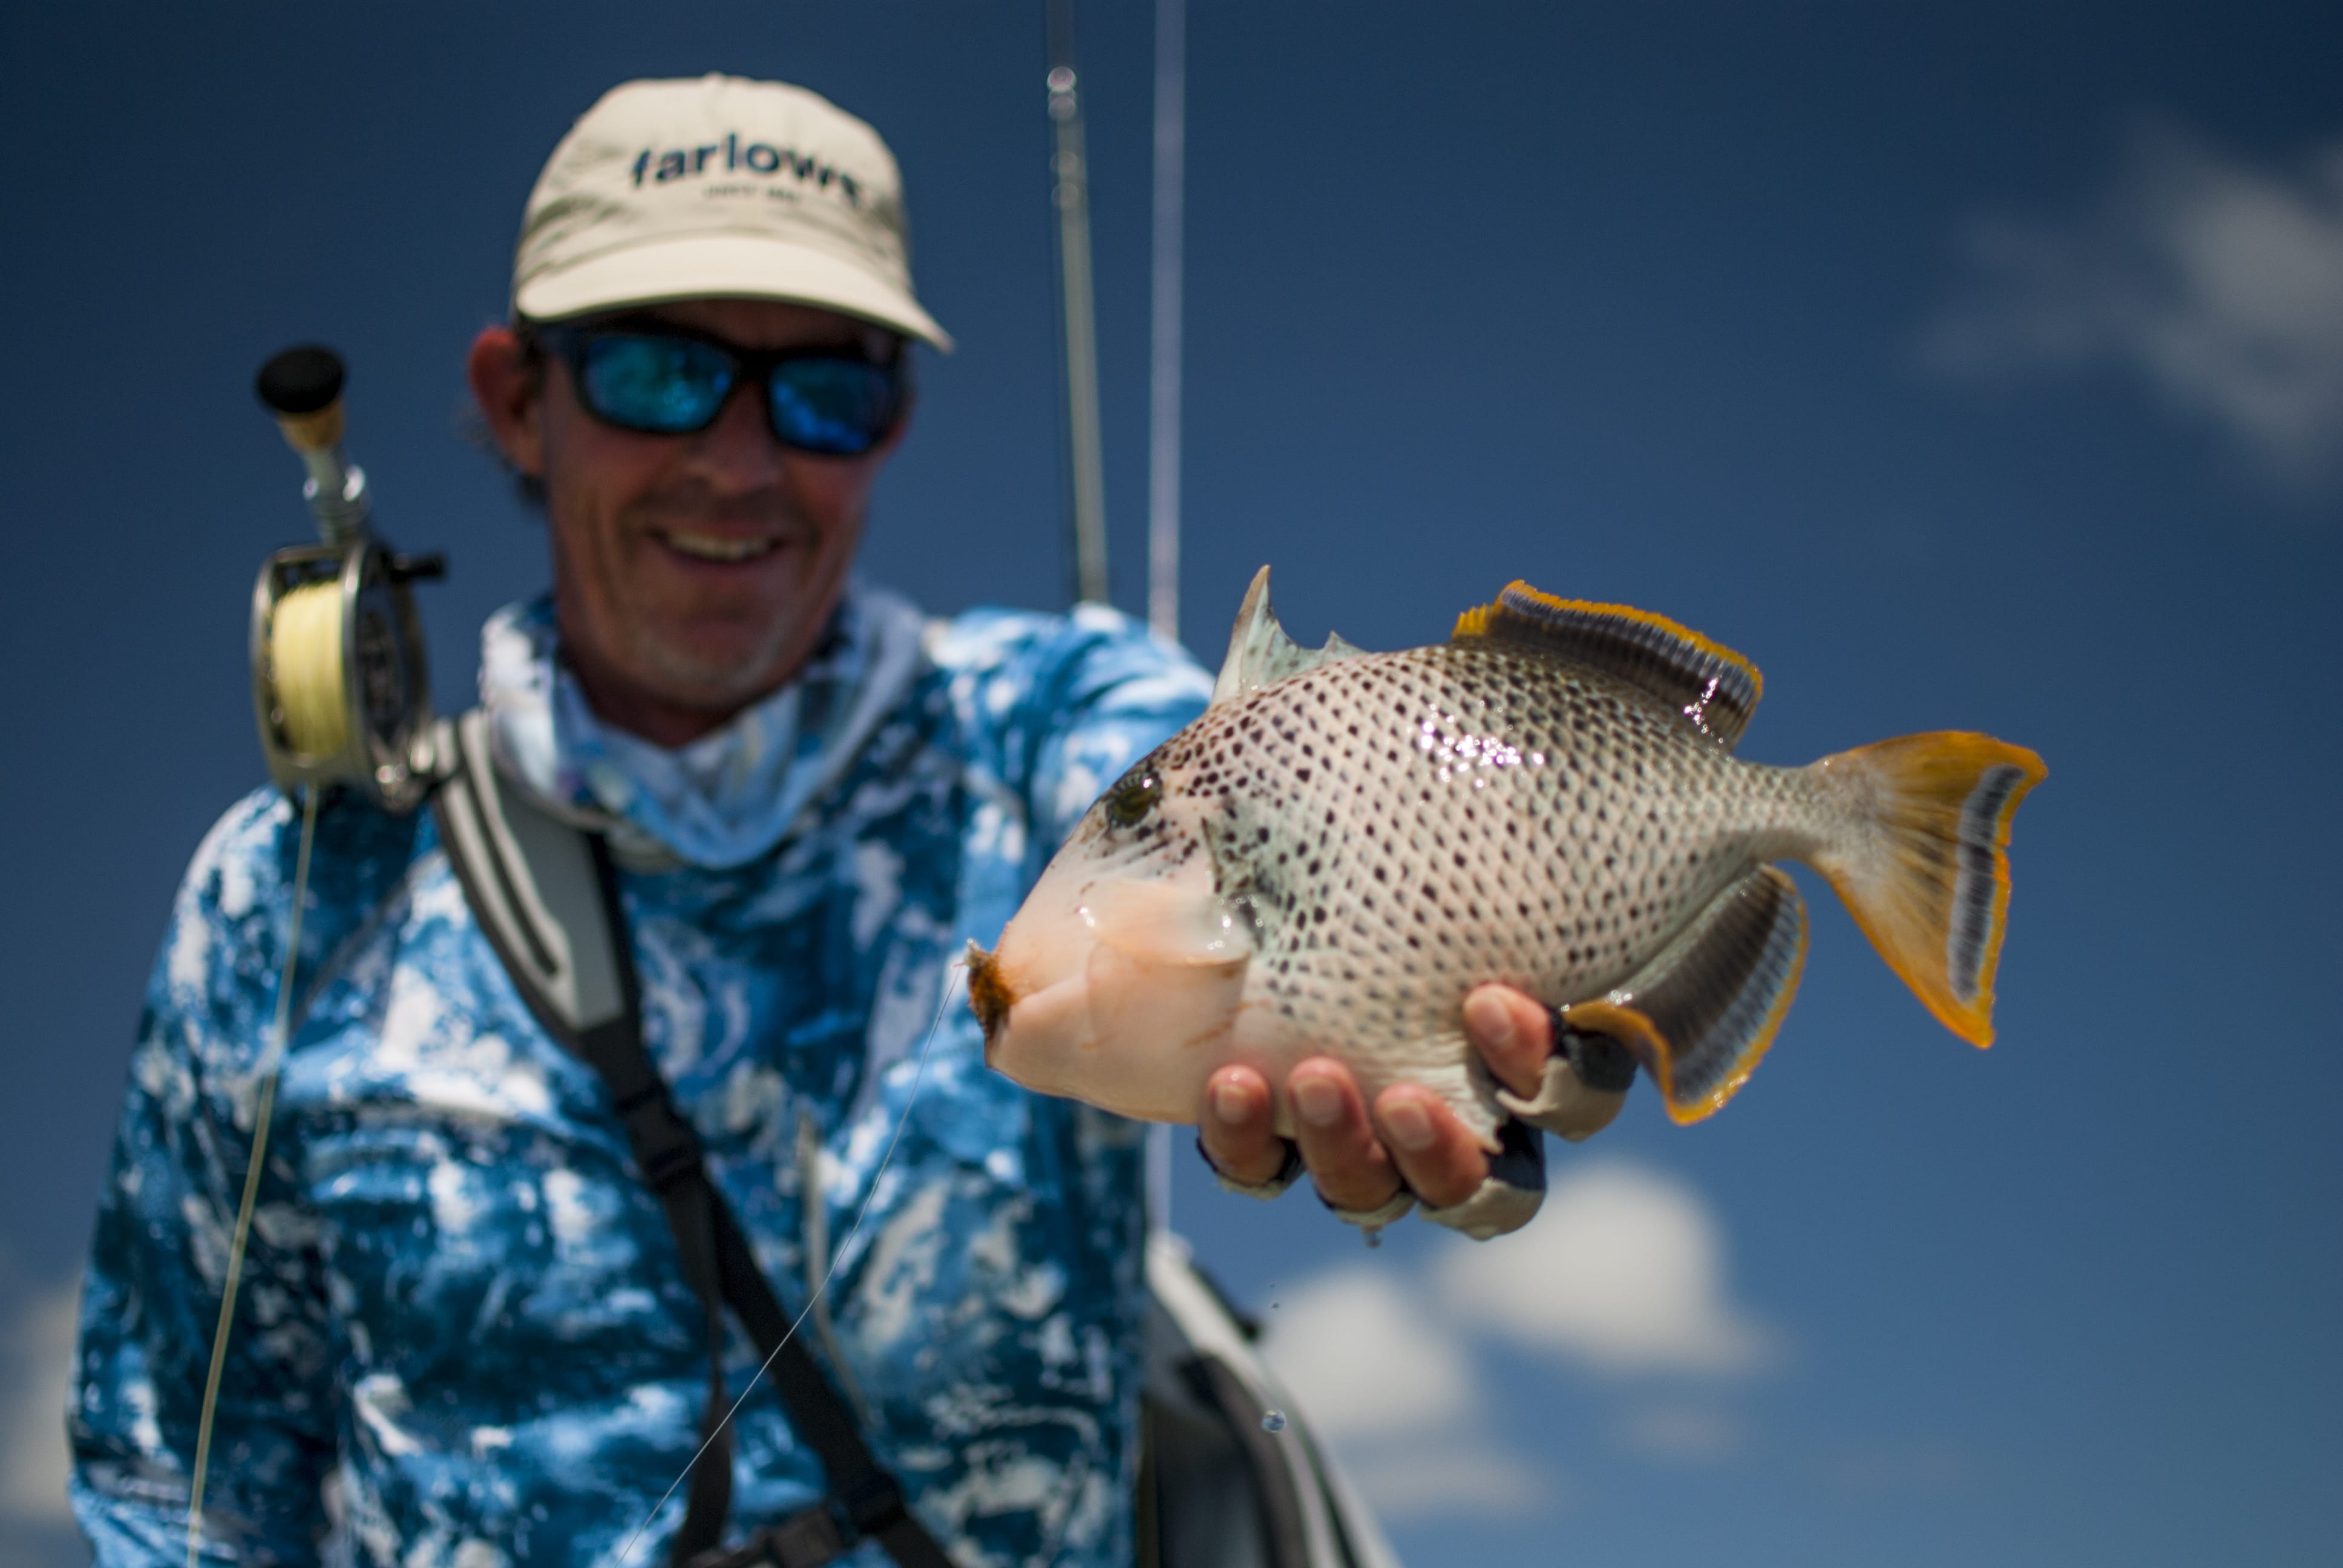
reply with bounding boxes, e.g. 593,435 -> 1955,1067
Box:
1103,771 -> 1161,829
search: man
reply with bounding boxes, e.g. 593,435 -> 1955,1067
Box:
70,76 -> 1579,1566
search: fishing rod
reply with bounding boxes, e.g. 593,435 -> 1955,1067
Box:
189,347 -> 446,1567
1143,0 -> 1187,1233
1047,0 -> 1110,607
1148,0 -> 1185,646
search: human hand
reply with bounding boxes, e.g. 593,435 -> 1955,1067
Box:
1196,985 -> 1583,1232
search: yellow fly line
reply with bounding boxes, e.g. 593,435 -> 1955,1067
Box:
187,590 -> 338,1566
269,580 -> 350,760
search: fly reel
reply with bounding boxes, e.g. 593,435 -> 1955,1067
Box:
249,346 -> 445,812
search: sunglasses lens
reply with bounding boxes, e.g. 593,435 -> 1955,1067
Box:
768,359 -> 900,455
577,335 -> 733,433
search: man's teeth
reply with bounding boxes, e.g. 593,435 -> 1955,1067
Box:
663,531 -> 778,562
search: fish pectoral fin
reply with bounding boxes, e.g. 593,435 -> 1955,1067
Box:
1450,581 -> 1762,749
1210,566 -> 1372,707
1566,865 -> 1809,1125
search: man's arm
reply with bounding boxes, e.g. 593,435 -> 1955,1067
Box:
71,796 -> 341,1567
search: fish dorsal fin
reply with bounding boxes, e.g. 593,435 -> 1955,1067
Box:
1210,566 -> 1369,707
1452,580 -> 1763,748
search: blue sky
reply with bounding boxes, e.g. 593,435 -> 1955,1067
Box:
2,3 -> 2339,1564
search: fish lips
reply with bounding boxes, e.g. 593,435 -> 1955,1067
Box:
966,940 -> 1015,1045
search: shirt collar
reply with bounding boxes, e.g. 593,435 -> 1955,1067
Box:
478,581 -> 928,869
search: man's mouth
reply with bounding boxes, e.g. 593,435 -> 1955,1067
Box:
656,528 -> 784,563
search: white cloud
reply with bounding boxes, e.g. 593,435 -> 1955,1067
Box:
1921,123 -> 2343,488
1258,1160 -> 1772,1520
1261,1266 -> 1555,1520
1339,1448 -> 1558,1521
0,1275 -> 80,1527
1262,1266 -> 1475,1438
1435,1159 -> 1775,1376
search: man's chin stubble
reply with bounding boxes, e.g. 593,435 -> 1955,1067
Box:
629,632 -> 798,713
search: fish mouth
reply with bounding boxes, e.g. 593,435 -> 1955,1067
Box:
965,940 -> 1016,1050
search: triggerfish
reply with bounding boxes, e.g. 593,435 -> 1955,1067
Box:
968,569 -> 2044,1157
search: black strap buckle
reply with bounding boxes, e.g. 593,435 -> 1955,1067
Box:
637,1135 -> 706,1195
837,1471 -> 909,1538
612,1085 -> 707,1195
686,1502 -> 851,1568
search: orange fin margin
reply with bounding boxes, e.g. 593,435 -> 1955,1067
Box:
1453,581 -> 1763,748
1809,732 -> 2046,1047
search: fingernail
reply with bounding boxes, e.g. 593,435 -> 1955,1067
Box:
1466,990 -> 1516,1051
1209,1079 -> 1251,1125
1293,1074 -> 1342,1129
1383,1097 -> 1434,1152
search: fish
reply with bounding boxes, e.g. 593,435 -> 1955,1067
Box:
967,568 -> 2044,1150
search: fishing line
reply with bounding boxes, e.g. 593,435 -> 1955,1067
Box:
185,783 -> 320,1568
617,960 -> 965,1565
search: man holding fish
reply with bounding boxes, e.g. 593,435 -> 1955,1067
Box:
65,76 -> 1590,1567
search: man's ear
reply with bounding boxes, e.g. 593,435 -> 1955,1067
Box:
467,326 -> 545,478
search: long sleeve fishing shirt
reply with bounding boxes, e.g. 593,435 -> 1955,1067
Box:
68,585 -> 1213,1568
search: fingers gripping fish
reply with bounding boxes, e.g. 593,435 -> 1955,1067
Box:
969,569 -> 2044,1176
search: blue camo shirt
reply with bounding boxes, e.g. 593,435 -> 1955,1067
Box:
70,587 -> 1213,1568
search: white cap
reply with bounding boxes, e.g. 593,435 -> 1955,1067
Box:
513,75 -> 951,350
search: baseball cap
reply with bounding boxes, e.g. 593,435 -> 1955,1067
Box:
512,75 -> 951,350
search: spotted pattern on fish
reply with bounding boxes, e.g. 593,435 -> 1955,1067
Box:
1152,645 -> 1809,1096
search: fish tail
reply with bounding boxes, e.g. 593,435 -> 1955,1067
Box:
1805,733 -> 2046,1045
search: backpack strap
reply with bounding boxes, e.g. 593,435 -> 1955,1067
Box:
430,712 -> 952,1568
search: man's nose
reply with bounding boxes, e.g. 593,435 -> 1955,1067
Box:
685,377 -> 787,491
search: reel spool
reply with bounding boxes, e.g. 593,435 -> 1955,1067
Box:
248,346 -> 444,813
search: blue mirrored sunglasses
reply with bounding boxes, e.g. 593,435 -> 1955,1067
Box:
537,324 -> 906,456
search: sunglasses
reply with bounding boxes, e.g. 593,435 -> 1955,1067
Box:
536,322 -> 907,456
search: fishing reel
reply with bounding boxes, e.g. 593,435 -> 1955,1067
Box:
248,346 -> 445,813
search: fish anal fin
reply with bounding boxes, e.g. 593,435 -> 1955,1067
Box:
1552,999 -> 1674,1103
1210,566 -> 1371,707
1567,865 -> 1809,1125
1452,581 -> 1763,749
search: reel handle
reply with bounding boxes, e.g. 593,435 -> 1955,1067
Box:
388,551 -> 447,584
255,344 -> 369,544
256,344 -> 348,453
